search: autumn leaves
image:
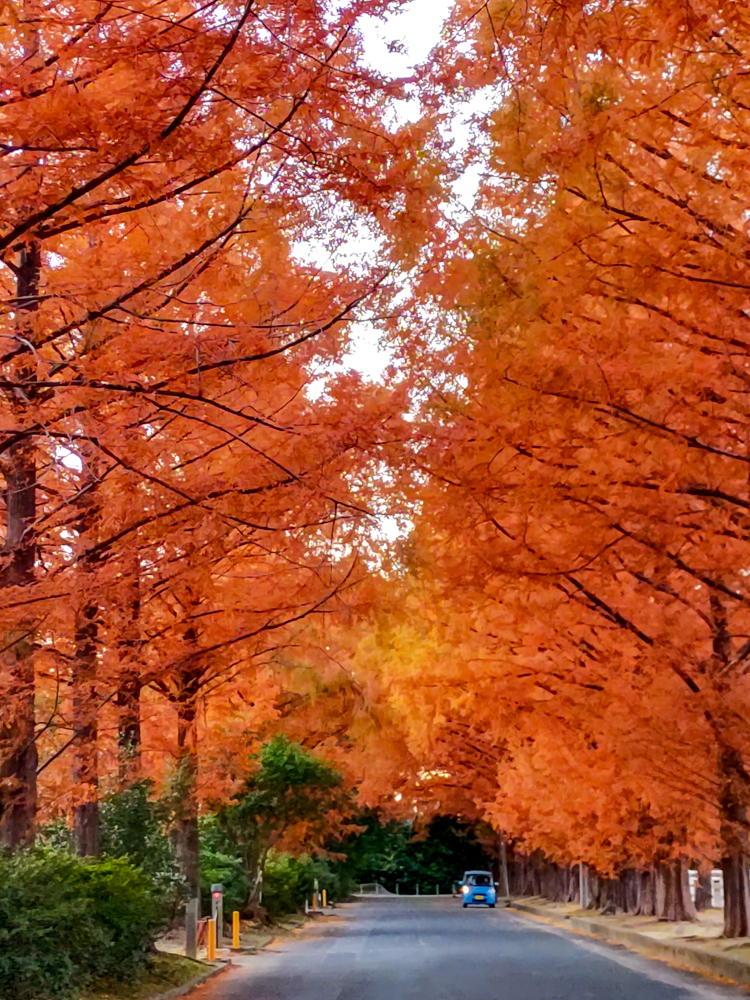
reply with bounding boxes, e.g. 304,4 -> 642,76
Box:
3,0 -> 750,938
383,0 -> 750,935
0,0 -> 419,866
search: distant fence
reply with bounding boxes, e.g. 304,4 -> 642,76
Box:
353,882 -> 456,898
354,873 -> 726,907
354,883 -> 396,896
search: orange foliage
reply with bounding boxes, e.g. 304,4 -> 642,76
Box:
4,0 -> 750,937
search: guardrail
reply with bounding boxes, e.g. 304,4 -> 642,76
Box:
354,883 -> 395,896
352,883 -> 459,898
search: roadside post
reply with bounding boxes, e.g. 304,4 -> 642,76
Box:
232,911 -> 240,949
322,889 -> 327,908
207,919 -> 216,961
185,897 -> 199,959
211,884 -> 223,949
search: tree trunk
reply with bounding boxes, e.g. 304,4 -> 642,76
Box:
116,553 -> 142,786
722,852 -> 750,937
694,870 -> 712,912
117,674 -> 142,783
656,859 -> 697,922
173,697 -> 200,899
577,863 -> 589,908
71,465 -> 101,856
73,597 -> 99,856
634,867 -> 657,916
718,743 -> 750,937
0,241 -> 41,848
499,832 -> 510,897
528,850 -> 544,896
621,869 -> 641,914
516,854 -> 527,895
0,632 -> 37,846
598,875 -> 623,914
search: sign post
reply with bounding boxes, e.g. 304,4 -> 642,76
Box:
211,884 -> 223,949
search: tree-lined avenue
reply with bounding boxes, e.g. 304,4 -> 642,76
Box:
7,0 -> 750,957
202,900 -> 748,1000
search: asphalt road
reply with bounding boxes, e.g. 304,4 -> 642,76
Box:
205,899 -> 750,1000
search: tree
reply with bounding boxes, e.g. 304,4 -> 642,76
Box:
218,735 -> 350,908
0,0 -> 437,857
367,0 -> 750,934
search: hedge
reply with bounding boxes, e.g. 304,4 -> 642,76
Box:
0,849 -> 166,1000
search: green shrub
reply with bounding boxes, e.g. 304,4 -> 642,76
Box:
0,849 -> 164,1000
99,781 -> 187,915
262,853 -> 343,919
198,814 -> 249,917
80,858 -> 166,977
199,847 -> 248,917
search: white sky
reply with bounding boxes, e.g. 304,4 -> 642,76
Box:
358,0 -> 455,77
304,0 -> 495,390
306,1 -> 462,541
311,0 -> 458,383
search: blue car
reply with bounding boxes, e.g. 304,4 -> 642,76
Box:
458,870 -> 497,908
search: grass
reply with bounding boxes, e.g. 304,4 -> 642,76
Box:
79,952 -> 209,1000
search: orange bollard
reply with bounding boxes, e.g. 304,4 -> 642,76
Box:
322,889 -> 327,908
232,911 -> 240,949
312,892 -> 317,911
207,918 -> 216,961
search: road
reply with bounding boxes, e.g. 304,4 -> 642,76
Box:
204,899 -> 749,1000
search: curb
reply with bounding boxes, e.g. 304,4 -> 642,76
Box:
149,960 -> 231,1000
231,937 -> 275,953
510,900 -> 750,988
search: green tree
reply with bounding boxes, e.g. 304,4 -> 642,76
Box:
99,781 -> 186,914
218,736 -> 349,908
339,813 -> 495,894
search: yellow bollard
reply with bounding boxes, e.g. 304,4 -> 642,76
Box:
312,892 -> 317,911
232,911 -> 240,949
207,918 -> 216,961
322,889 -> 327,908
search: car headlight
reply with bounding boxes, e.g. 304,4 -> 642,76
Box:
461,885 -> 469,894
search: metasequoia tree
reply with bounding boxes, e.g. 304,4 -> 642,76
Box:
344,2 -> 750,936
279,0 -> 750,932
0,0 -> 439,850
347,569 -> 713,915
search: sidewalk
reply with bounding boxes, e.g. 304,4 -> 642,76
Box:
508,897 -> 750,988
150,909 -> 334,997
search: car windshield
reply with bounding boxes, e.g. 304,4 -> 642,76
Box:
468,874 -> 492,886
